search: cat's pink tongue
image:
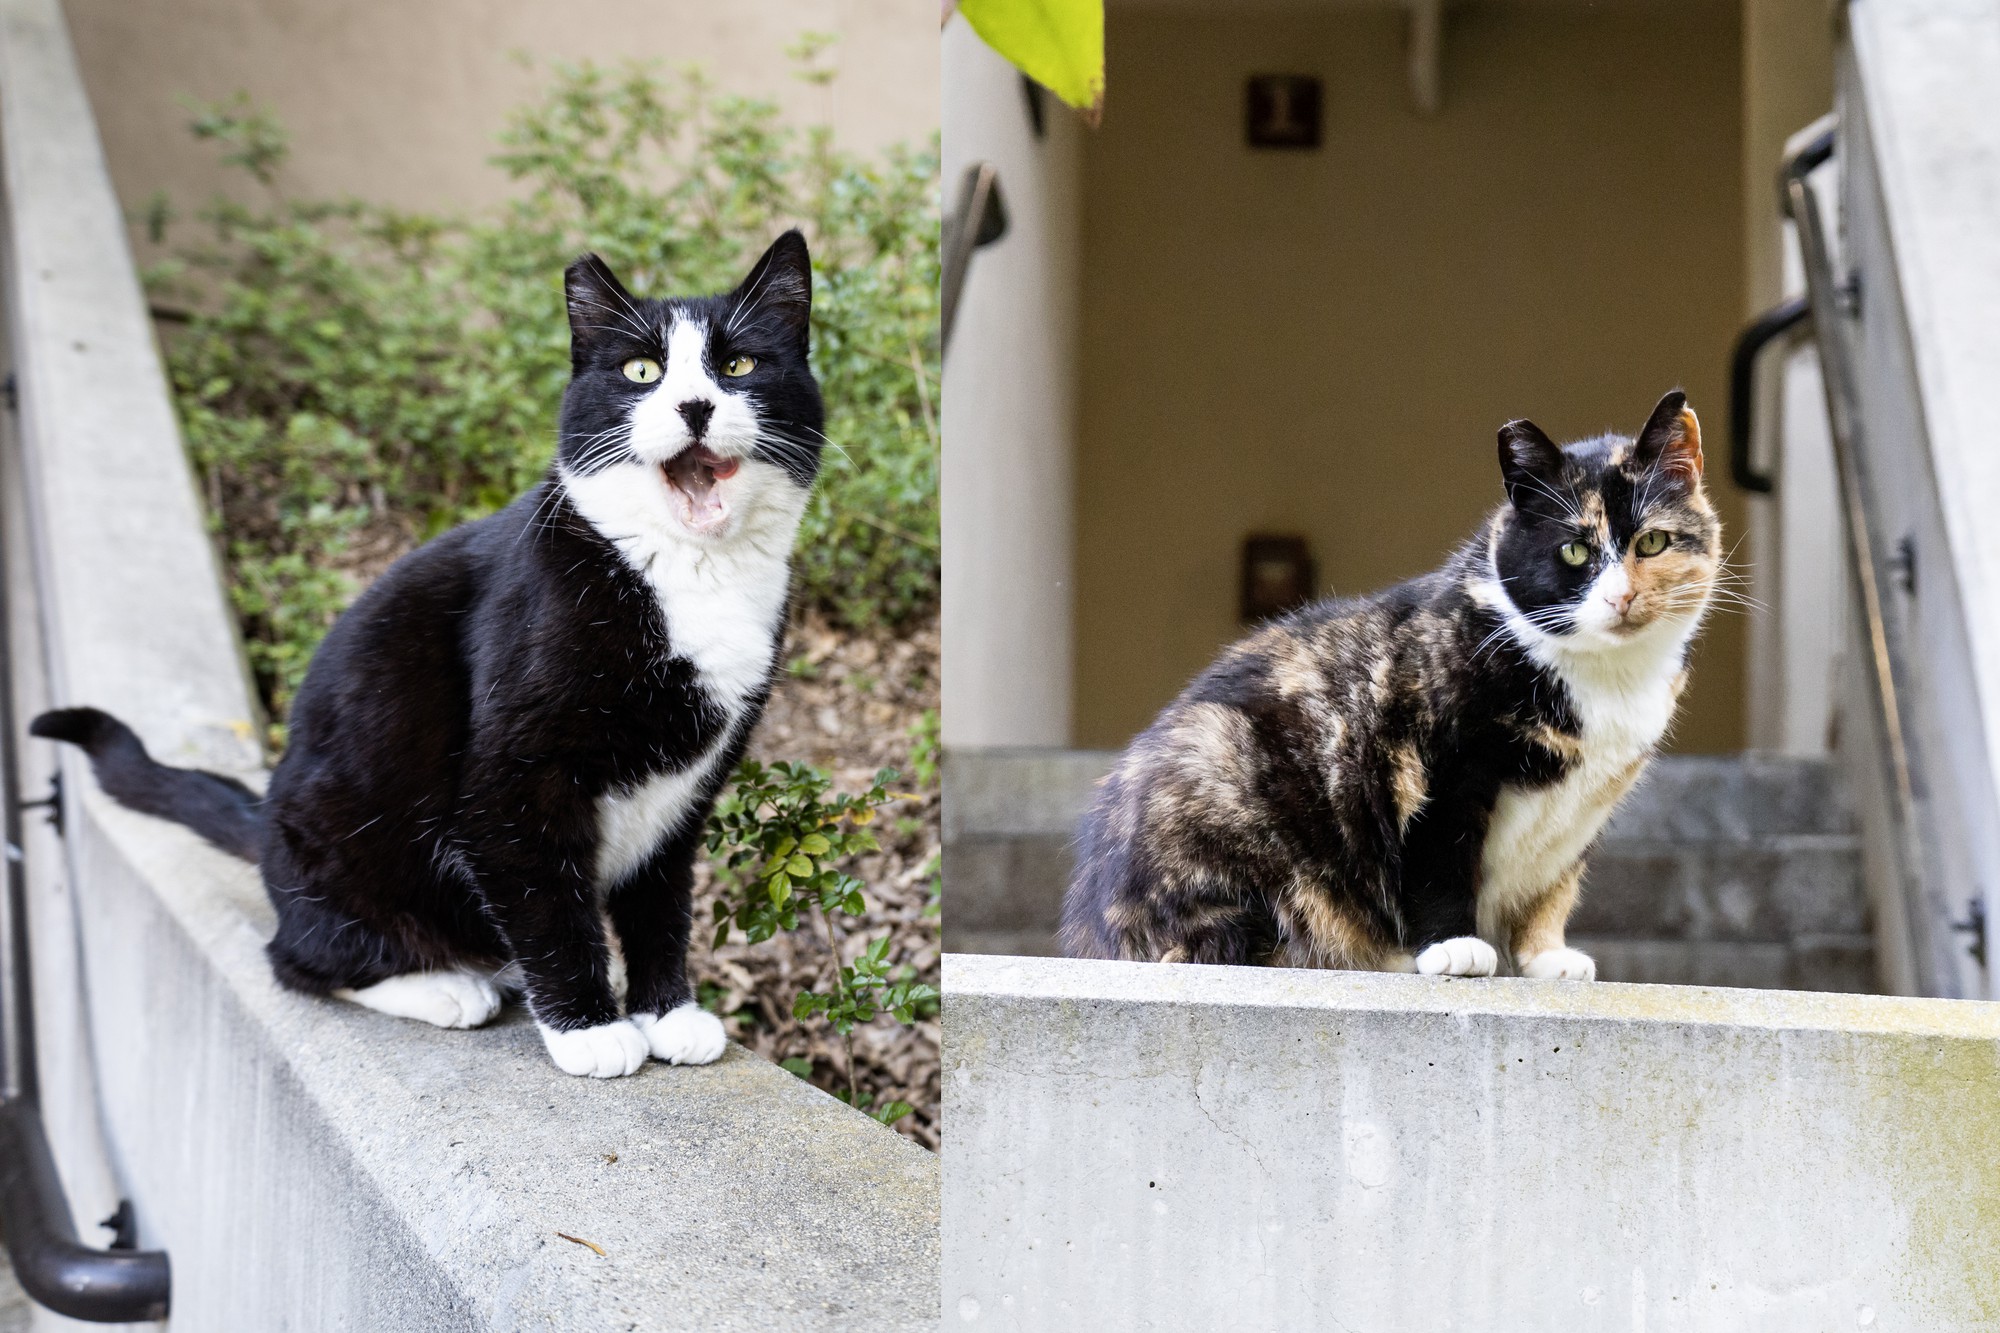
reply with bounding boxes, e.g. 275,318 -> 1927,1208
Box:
661,447 -> 741,531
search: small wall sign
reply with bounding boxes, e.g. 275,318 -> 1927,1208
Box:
1241,535 -> 1317,623
1246,75 -> 1322,150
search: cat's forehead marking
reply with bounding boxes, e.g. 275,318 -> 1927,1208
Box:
644,313 -> 722,411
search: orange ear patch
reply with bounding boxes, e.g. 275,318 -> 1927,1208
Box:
1668,407 -> 1704,479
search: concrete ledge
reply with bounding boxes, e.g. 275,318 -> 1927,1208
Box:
78,798 -> 938,1330
943,953 -> 2000,1330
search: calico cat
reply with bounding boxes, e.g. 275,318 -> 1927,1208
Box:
1062,391 -> 1720,979
34,232 -> 823,1078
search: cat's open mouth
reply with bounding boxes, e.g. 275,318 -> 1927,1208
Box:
661,445 -> 741,533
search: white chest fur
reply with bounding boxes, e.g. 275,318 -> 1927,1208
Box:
1476,633 -> 1687,939
593,741 -> 741,889
561,461 -> 804,888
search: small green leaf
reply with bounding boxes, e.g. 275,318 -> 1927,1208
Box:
956,0 -> 1103,117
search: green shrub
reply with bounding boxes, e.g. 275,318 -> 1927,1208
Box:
706,760 -> 939,1124
148,58 -> 939,722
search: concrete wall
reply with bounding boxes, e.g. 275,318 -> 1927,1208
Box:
0,2 -> 939,1325
1742,0 -> 1835,315
1833,0 -> 2000,999
66,0 -> 936,232
1739,0 -> 1842,757
940,19 -> 1082,749
945,953 -> 2000,1331
1071,1 -> 1751,752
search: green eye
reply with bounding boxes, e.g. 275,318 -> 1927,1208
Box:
621,357 -> 662,384
1559,541 -> 1591,568
1634,529 -> 1671,557
722,356 -> 757,377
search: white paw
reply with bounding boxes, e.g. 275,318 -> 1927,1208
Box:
1414,936 -> 1499,978
539,1020 -> 649,1078
1519,947 -> 1597,981
633,1003 -> 727,1066
335,970 -> 503,1029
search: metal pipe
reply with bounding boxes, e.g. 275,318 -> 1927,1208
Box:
1779,124 -> 1948,996
1726,295 -> 1809,495
0,1104 -> 168,1320
0,430 -> 170,1320
940,161 -> 1006,358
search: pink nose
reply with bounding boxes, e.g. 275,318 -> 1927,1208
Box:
1605,590 -> 1634,616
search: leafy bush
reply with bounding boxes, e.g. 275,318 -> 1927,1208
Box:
147,58 -> 939,723
706,760 -> 939,1124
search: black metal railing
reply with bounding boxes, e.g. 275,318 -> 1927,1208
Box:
0,451 -> 170,1320
1726,295 -> 1809,495
941,161 -> 1007,356
1775,122 -> 1952,996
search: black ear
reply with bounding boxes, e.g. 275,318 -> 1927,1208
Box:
1631,389 -> 1704,481
564,254 -> 643,361
728,229 -> 812,347
1497,418 -> 1567,513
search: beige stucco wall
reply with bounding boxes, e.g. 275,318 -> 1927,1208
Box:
1743,0 -> 1835,313
1073,0 -> 1749,753
65,0 -> 935,226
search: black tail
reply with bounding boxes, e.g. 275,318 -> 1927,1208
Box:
29,707 -> 262,862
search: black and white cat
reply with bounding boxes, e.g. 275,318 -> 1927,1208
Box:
35,232 -> 823,1078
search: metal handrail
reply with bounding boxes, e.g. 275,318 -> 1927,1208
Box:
1726,295 -> 1809,495
940,161 -> 1007,357
1779,122 -> 1949,997
0,490 -> 171,1319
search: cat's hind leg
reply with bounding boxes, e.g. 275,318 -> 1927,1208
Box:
1507,864 -> 1595,981
264,862 -> 507,1027
334,971 -> 503,1029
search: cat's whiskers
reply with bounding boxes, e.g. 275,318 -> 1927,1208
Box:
567,296 -> 653,344
755,427 -> 845,471
1515,475 -> 1586,525
597,282 -> 656,344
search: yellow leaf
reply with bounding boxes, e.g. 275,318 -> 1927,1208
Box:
958,0 -> 1104,120
850,807 -> 876,827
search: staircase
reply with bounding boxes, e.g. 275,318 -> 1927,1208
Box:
944,750 -> 1876,992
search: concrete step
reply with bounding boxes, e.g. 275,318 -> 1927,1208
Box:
1571,837 -> 1867,941
1576,935 -> 1877,992
943,749 -> 1877,992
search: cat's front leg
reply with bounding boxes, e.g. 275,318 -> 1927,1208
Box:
1409,894 -> 1497,977
1401,808 -> 1497,977
609,832 -> 726,1066
1509,863 -> 1595,981
464,835 -> 648,1078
